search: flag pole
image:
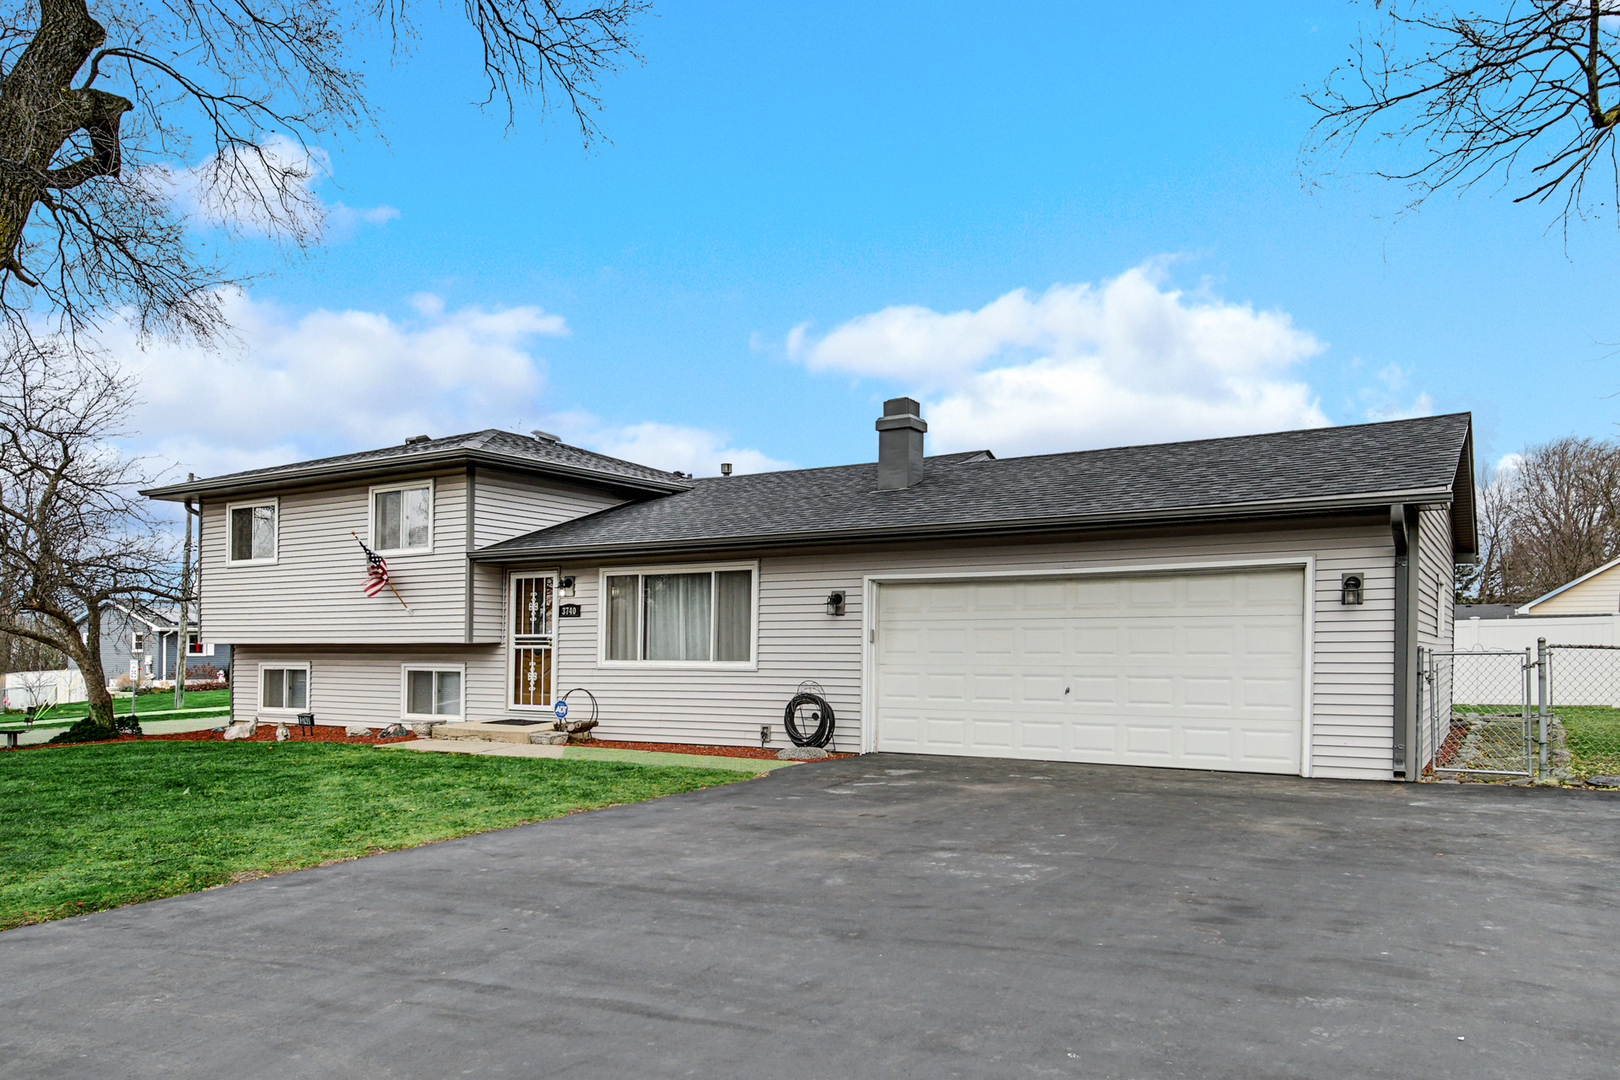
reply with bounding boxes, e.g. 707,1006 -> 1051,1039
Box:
352,531 -> 412,614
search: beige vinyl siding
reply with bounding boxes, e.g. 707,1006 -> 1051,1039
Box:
233,645 -> 505,727
479,520 -> 1398,780
200,468 -> 624,646
200,470 -> 470,644
1523,562 -> 1620,615
468,469 -> 625,643
1415,504 -> 1457,770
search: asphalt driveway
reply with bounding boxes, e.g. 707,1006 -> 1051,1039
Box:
3,755 -> 1618,1079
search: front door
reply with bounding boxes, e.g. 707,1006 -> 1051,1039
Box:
510,573 -> 556,709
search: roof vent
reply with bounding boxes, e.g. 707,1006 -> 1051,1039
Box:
530,429 -> 559,444
404,435 -> 430,445
876,396 -> 926,490
721,463 -> 733,476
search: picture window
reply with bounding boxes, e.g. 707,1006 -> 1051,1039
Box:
602,565 -> 755,665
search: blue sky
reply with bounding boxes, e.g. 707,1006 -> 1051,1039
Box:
117,1 -> 1620,481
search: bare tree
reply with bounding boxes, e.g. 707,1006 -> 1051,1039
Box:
1460,436 -> 1620,604
0,337 -> 177,734
0,0 -> 650,340
1305,2 -> 1620,232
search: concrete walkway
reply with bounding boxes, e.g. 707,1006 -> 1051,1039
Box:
6,714 -> 227,748
383,737 -> 796,771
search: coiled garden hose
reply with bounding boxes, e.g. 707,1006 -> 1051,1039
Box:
783,691 -> 835,748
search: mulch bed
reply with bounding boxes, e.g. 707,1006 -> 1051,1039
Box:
577,738 -> 855,760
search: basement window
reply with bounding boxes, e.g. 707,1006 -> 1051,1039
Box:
402,666 -> 463,718
260,664 -> 309,712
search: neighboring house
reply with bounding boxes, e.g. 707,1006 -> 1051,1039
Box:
70,603 -> 231,686
142,404 -> 1477,783
1515,556 -> 1620,616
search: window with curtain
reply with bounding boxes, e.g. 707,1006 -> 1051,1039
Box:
404,668 -> 462,717
602,565 -> 755,664
373,482 -> 432,552
228,501 -> 277,562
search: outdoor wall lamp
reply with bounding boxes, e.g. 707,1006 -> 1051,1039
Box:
1341,573 -> 1365,606
558,576 -> 576,597
825,590 -> 847,616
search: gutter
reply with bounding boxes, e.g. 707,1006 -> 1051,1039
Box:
470,486 -> 1458,564
140,448 -> 691,502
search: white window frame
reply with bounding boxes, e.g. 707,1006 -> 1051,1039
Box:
225,497 -> 279,566
186,632 -> 213,656
130,631 -> 147,653
257,661 -> 311,714
368,478 -> 435,556
595,560 -> 760,670
400,663 -> 466,720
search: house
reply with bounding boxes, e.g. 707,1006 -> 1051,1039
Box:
71,603 -> 231,687
1515,556 -> 1620,616
142,402 -> 1477,782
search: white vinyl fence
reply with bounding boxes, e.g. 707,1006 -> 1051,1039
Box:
1453,614 -> 1620,706
1,668 -> 89,712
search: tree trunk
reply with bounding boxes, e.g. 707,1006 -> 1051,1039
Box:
73,603 -> 117,733
0,0 -> 131,279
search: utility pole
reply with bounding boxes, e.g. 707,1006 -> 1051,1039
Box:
173,475 -> 194,711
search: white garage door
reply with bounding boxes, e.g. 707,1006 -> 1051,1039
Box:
874,568 -> 1306,773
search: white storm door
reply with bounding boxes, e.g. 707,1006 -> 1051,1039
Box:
510,573 -> 556,709
874,568 -> 1306,774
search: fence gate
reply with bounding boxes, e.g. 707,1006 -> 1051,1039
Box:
1420,648 -> 1533,780
1540,644 -> 1620,783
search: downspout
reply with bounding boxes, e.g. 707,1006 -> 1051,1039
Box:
1391,504 -> 1421,780
464,465 -> 476,645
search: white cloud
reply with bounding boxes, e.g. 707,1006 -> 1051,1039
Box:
97,290 -> 784,486
547,414 -> 792,477
788,264 -> 1331,457
154,134 -> 397,239
101,289 -> 567,476
1357,363 -> 1434,422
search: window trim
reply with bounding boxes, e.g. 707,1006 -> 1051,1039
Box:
400,663 -> 466,720
368,478 -> 435,556
595,560 -> 760,671
186,632 -> 212,657
257,661 -> 311,714
225,497 -> 279,566
130,631 -> 146,654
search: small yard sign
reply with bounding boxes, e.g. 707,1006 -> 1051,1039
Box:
554,701 -> 569,720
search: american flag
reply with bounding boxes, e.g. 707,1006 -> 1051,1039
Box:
361,542 -> 390,598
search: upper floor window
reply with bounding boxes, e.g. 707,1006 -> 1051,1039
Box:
228,499 -> 278,564
371,480 -> 433,554
600,562 -> 757,667
187,632 -> 211,656
130,632 -> 146,653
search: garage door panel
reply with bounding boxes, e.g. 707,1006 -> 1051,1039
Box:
875,569 -> 1305,774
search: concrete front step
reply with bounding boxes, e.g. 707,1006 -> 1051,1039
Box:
430,719 -> 561,745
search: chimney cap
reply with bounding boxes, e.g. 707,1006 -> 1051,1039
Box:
883,396 -> 922,417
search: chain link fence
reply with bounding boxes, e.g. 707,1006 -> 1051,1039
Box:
1541,644 -> 1620,784
1421,649 -> 1532,781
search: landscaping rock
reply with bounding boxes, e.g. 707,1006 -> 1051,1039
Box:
777,745 -> 830,760
529,731 -> 569,745
378,723 -> 410,738
410,721 -> 442,738
222,720 -> 257,741
275,724 -> 290,742
344,725 -> 371,737
1586,775 -> 1620,788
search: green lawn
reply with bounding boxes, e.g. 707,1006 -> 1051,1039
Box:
1550,706 -> 1620,776
0,741 -> 751,930
4,688 -> 233,728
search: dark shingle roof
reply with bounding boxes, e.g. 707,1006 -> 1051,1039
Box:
143,429 -> 690,500
475,413 -> 1475,561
